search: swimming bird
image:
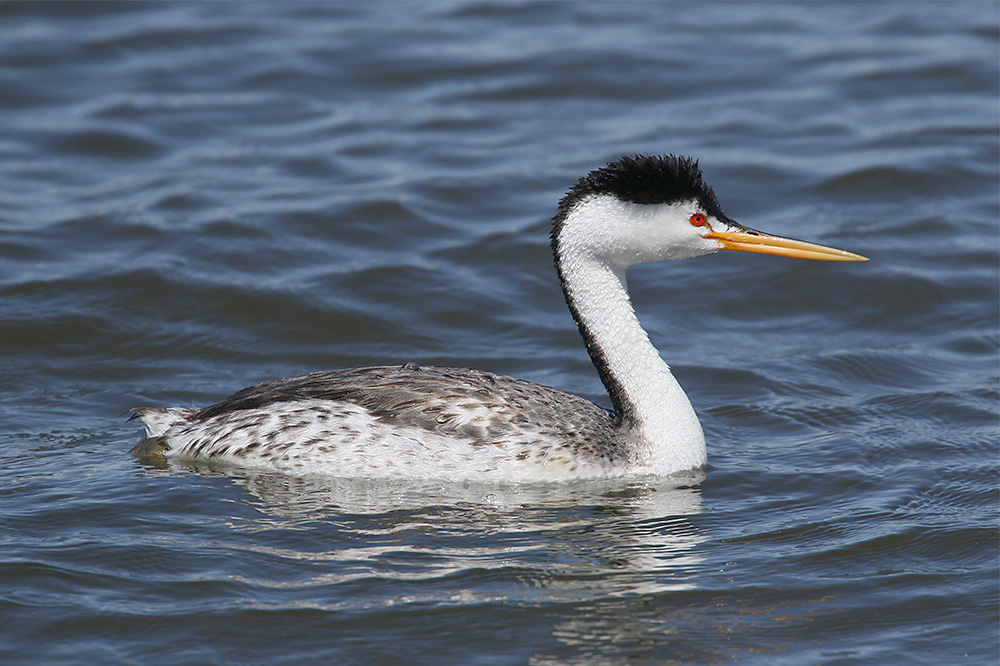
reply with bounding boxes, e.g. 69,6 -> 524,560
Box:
131,155 -> 866,480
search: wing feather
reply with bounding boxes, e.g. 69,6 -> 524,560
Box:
192,364 -> 615,445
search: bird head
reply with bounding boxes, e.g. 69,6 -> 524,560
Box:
553,155 -> 867,269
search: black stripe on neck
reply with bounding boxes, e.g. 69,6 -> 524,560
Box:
550,218 -> 635,428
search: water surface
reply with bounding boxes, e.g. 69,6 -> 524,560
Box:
1,2 -> 997,664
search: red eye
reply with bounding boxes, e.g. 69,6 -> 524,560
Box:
689,213 -> 707,227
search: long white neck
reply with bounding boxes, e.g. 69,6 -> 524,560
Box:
553,198 -> 707,473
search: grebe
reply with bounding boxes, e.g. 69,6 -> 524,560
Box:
131,155 -> 866,480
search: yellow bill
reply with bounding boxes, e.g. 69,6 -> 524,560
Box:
706,229 -> 868,261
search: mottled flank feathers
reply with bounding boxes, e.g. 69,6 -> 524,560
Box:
132,364 -> 630,480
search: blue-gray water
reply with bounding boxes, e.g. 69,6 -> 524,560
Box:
1,2 -> 997,664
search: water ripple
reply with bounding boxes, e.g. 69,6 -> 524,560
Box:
0,2 -> 996,665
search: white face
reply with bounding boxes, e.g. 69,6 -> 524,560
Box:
560,195 -> 729,269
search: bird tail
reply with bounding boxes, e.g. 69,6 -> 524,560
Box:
128,407 -> 192,457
